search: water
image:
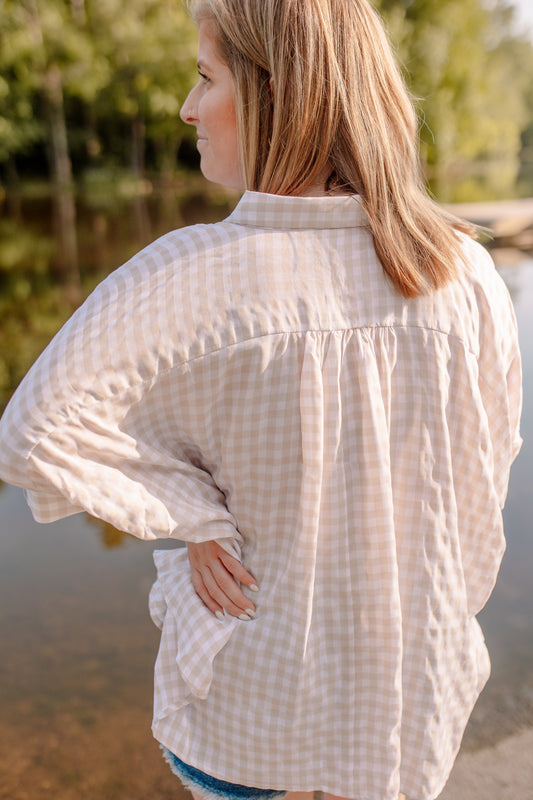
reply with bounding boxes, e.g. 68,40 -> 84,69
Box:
0,485 -> 183,800
469,250 -> 533,744
0,192 -> 532,798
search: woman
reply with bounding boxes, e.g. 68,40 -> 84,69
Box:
0,1 -> 522,799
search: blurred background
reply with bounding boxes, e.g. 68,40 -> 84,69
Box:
0,1 -> 532,798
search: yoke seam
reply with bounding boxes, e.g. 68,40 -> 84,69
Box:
26,322 -> 478,459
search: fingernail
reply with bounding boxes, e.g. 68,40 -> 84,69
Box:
238,613 -> 252,621
249,584 -> 259,592
244,608 -> 256,618
215,610 -> 225,620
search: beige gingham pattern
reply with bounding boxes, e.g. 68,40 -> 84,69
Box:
0,192 -> 522,800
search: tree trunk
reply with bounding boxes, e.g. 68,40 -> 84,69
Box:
155,134 -> 180,185
4,156 -> 20,189
49,187 -> 80,297
70,0 -> 86,25
132,195 -> 151,248
4,158 -> 22,219
131,115 -> 146,178
44,65 -> 73,189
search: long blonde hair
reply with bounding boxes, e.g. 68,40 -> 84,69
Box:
191,0 -> 476,298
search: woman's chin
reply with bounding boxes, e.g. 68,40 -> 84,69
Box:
200,164 -> 245,192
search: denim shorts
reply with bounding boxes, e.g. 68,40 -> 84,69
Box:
162,747 -> 288,800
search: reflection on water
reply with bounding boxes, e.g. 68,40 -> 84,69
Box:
0,484 -> 185,800
0,179 -> 239,412
0,190 -> 532,797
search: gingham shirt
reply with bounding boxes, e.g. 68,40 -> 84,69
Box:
0,192 -> 522,800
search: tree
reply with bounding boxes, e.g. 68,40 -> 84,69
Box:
0,0 -> 110,285
0,3 -> 43,182
6,0 -> 104,187
85,0 -> 197,178
1,0 -> 531,200
375,0 -> 533,199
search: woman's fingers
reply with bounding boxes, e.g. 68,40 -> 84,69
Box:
190,568 -> 225,619
218,549 -> 259,592
187,540 -> 259,620
201,564 -> 256,619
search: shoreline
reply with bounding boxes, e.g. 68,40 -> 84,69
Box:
446,197 -> 533,250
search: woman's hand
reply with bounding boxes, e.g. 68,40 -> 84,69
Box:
187,540 -> 259,620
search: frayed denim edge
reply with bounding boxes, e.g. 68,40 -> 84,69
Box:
161,746 -> 288,800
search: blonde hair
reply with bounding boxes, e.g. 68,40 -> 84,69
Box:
191,0 -> 476,298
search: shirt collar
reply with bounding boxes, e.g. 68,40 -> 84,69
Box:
227,190 -> 368,230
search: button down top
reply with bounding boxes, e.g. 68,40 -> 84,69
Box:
0,191 -> 522,800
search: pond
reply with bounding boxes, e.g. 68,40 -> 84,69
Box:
0,187 -> 532,800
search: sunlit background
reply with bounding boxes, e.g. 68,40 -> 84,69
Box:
0,1 -> 532,798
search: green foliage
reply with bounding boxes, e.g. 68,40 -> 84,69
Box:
375,0 -> 533,199
0,3 -> 44,161
0,212 -> 69,408
0,0 -> 532,198
84,0 -> 197,172
0,0 -> 197,178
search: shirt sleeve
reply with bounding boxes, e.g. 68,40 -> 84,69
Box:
0,250 -> 241,550
476,254 -> 523,509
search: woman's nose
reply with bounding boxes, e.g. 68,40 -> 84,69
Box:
180,89 -> 198,125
